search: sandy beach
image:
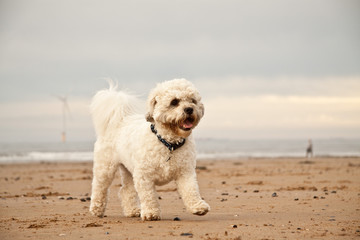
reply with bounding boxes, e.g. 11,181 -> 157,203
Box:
0,157 -> 359,239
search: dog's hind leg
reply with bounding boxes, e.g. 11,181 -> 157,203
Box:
118,164 -> 141,217
89,143 -> 118,217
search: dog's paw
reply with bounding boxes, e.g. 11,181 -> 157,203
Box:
191,201 -> 210,216
141,211 -> 161,221
89,203 -> 106,218
124,208 -> 141,218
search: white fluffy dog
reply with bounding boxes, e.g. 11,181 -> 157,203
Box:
89,78 -> 210,221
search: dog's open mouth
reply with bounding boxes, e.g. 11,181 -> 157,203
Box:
180,118 -> 194,131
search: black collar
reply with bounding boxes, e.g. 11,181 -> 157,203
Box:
150,124 -> 186,152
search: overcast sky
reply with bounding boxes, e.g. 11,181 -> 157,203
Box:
0,0 -> 359,142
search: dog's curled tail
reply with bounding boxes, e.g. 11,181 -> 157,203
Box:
90,81 -> 139,137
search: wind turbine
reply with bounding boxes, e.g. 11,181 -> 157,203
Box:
57,95 -> 71,143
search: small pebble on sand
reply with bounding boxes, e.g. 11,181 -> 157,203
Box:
180,233 -> 193,236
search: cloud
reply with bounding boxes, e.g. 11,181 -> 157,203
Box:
193,76 -> 360,139
194,76 -> 360,98
196,94 -> 360,139
1,0 -> 359,93
0,0 -> 359,140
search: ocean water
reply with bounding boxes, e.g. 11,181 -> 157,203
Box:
0,139 -> 359,163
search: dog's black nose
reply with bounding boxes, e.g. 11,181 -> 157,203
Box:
184,107 -> 193,115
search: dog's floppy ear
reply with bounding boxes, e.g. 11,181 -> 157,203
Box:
199,101 -> 205,117
145,94 -> 157,122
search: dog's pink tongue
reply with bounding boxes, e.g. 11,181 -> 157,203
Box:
183,120 -> 193,129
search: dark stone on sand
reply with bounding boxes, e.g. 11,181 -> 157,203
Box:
221,198 -> 228,202
272,192 -> 278,197
180,233 -> 193,236
196,166 -> 207,170
294,198 -> 299,201
173,217 -> 181,221
299,160 -> 314,164
222,181 -> 226,184
66,197 -> 73,200
86,197 -> 91,201
232,224 -> 238,228
313,196 -> 318,199
331,191 -> 337,194
80,198 -> 86,202
222,193 -> 229,195
253,190 -> 259,193
41,195 -> 47,200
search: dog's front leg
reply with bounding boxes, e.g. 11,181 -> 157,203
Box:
176,171 -> 210,216
133,172 -> 161,221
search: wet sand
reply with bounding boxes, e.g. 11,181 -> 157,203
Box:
0,157 -> 359,239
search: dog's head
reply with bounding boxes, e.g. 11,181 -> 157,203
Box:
146,79 -> 204,138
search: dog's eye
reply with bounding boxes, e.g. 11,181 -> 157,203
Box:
170,99 -> 179,106
192,99 -> 197,104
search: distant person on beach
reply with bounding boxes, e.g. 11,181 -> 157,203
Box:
306,139 -> 313,158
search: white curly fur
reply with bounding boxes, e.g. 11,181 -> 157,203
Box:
89,78 -> 210,221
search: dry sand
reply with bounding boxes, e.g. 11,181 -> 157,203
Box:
0,157 -> 359,239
